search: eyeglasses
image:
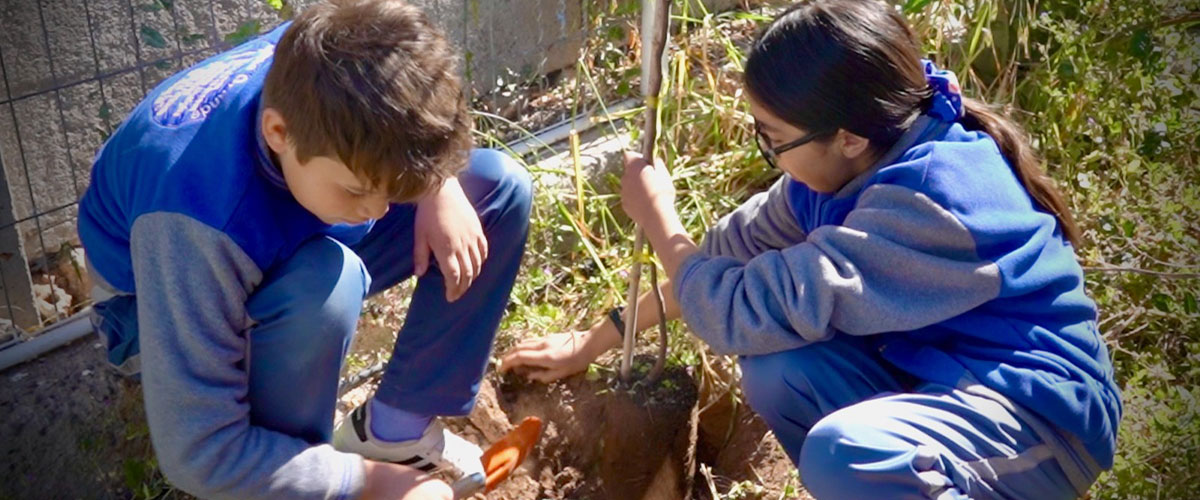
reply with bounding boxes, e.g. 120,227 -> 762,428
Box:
754,120 -> 831,170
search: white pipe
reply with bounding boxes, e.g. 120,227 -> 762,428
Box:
0,308 -> 93,373
504,98 -> 638,158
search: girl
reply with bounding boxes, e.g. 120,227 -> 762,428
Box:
501,0 -> 1121,498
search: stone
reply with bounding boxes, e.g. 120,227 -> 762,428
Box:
173,0 -> 219,51
132,0 -> 182,67
5,94 -> 80,257
32,280 -> 72,320
460,0 -> 584,97
41,0 -> 97,87
100,70 -> 146,127
533,126 -> 629,194
88,0 -> 140,75
211,0 -> 278,48
0,0 -> 54,98
58,81 -> 105,187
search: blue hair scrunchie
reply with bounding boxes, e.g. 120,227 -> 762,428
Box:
922,59 -> 963,121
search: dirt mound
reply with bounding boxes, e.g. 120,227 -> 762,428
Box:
447,357 -> 804,500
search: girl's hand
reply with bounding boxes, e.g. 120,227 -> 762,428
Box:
620,151 -> 677,229
499,329 -> 617,383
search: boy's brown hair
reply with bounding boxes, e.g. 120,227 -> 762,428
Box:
263,0 -> 470,201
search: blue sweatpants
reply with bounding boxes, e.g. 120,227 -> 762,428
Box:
94,148 -> 531,446
246,149 -> 531,444
739,336 -> 1103,500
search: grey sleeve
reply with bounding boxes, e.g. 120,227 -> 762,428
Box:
674,184 -> 1003,356
131,212 -> 365,500
699,176 -> 806,261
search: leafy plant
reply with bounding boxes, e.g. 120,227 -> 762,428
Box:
224,20 -> 262,45
139,25 -> 168,49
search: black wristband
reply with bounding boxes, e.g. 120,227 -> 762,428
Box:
607,306 -> 626,339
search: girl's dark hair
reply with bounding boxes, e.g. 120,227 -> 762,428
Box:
744,0 -> 1081,246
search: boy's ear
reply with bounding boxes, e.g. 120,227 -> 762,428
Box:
834,129 -> 873,160
261,107 -> 290,155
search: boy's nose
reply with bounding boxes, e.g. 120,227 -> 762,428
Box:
361,199 -> 388,221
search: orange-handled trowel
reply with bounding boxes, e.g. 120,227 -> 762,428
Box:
450,416 -> 543,499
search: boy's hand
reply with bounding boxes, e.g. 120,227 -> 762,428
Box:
620,151 -> 677,229
361,460 -> 452,500
414,177 -> 488,302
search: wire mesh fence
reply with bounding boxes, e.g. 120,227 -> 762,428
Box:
0,0 -> 590,345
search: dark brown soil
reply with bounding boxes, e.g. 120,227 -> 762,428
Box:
691,367 -> 800,499
0,336 -> 171,500
445,355 -> 807,500
505,359 -> 698,499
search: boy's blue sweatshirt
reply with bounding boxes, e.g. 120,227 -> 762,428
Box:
79,24 -> 368,500
680,117 -> 1122,472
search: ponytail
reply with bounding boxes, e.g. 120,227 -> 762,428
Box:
960,97 -> 1083,247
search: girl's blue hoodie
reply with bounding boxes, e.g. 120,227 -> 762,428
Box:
678,116 -> 1122,473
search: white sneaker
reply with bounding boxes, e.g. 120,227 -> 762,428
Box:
333,403 -> 485,479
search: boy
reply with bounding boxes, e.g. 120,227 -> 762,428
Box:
78,1 -> 532,498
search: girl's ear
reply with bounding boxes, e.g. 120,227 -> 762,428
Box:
835,129 -> 873,160
261,107 -> 291,155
